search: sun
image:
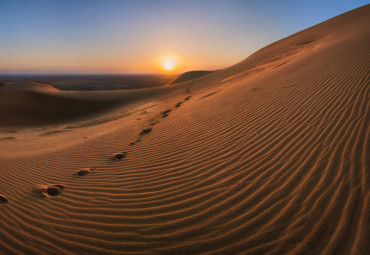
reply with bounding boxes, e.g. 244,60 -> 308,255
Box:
161,57 -> 177,71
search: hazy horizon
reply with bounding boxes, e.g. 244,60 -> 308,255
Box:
1,0 -> 368,74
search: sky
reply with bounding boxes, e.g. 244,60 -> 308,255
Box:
0,0 -> 368,74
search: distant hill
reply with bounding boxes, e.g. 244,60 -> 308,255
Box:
168,70 -> 216,85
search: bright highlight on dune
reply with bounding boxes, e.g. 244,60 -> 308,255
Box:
162,58 -> 176,71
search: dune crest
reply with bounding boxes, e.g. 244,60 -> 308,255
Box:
168,70 -> 216,85
0,5 -> 369,254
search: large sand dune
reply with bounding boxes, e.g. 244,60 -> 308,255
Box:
0,5 -> 369,254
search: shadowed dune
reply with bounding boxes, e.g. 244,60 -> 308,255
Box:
168,70 -> 216,85
0,81 -> 184,127
0,74 -> 177,91
0,81 -> 119,126
0,5 -> 369,254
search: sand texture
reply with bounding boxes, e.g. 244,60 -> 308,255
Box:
0,5 -> 369,254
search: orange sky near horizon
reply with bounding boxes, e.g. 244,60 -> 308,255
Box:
0,1 -> 367,74
1,48 -> 231,74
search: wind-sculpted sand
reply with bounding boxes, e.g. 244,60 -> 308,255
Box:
0,5 -> 369,254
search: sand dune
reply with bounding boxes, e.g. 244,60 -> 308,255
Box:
0,74 -> 176,91
168,70 -> 216,85
0,81 -> 119,126
0,5 -> 369,254
0,81 -> 186,127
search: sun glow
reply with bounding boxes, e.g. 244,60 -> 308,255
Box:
161,57 -> 177,71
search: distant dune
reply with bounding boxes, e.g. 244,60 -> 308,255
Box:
168,70 -> 216,85
0,81 -> 117,126
0,5 -> 369,254
0,74 -> 177,91
0,80 -> 183,126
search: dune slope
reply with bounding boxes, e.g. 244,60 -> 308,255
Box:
0,81 -> 183,127
168,70 -> 216,85
0,5 -> 369,255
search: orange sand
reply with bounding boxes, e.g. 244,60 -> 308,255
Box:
0,5 -> 369,254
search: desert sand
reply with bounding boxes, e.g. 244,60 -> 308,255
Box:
167,70 -> 215,85
0,74 -> 176,91
0,5 -> 369,254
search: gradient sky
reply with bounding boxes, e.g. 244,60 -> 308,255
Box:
0,0 -> 368,74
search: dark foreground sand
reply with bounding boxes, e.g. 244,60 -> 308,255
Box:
0,5 -> 369,254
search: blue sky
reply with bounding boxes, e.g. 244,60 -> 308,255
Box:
0,0 -> 368,74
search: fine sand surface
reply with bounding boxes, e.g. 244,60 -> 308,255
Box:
0,5 -> 369,254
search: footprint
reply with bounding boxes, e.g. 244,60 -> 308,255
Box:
140,128 -> 152,135
162,110 -> 172,115
175,102 -> 182,108
184,96 -> 192,101
0,195 -> 8,204
76,168 -> 95,176
129,142 -> 136,146
187,84 -> 192,93
112,152 -> 128,160
35,184 -> 64,198
161,110 -> 172,118
45,185 -> 64,197
150,121 -> 160,126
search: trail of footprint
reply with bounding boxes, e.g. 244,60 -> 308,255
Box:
128,95 -> 192,146
187,83 -> 193,93
17,92 -> 196,203
1,88 -> 196,204
114,92 -> 195,163
74,93 -> 194,193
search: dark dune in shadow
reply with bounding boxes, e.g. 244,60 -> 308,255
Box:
168,70 -> 216,85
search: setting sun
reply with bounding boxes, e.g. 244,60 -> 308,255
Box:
162,58 -> 176,71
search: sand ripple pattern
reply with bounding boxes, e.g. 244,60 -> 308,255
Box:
0,6 -> 369,255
